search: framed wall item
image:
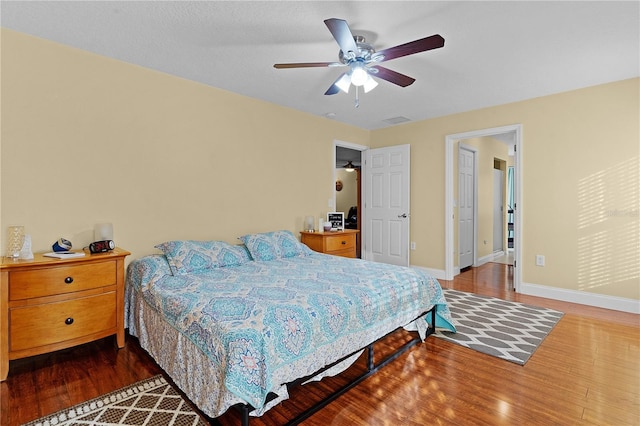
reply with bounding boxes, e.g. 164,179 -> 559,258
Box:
327,212 -> 344,230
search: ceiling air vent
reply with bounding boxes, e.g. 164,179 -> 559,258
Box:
383,116 -> 411,125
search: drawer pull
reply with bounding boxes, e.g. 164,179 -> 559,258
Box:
341,241 -> 346,245
65,277 -> 74,284
65,317 -> 74,325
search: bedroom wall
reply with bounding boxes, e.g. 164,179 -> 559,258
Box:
2,29 -> 638,306
370,77 -> 640,302
0,29 -> 369,259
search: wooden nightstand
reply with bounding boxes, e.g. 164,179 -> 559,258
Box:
300,230 -> 359,258
0,247 -> 130,381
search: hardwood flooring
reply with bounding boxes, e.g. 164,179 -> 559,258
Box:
2,263 -> 638,425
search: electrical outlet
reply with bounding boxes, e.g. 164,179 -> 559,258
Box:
410,242 -> 416,250
536,255 -> 545,266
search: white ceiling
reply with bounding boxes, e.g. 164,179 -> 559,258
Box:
1,1 -> 638,131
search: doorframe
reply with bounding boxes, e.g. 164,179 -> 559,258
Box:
458,143 -> 478,270
445,124 -> 522,291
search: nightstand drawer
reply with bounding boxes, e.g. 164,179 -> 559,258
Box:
300,230 -> 359,259
328,247 -> 357,258
9,292 -> 116,352
325,234 -> 356,252
9,262 -> 116,301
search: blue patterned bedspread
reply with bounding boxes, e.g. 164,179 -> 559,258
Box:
126,253 -> 455,410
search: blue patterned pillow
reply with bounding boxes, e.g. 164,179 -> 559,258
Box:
239,230 -> 310,261
154,240 -> 251,275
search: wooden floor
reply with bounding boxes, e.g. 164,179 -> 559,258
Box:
2,263 -> 638,425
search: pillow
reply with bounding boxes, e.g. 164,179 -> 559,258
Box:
239,230 -> 310,261
154,240 -> 251,275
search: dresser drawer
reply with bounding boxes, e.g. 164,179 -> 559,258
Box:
9,261 -> 116,301
9,292 -> 116,352
325,233 -> 356,252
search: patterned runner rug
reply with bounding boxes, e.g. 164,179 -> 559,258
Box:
436,289 -> 563,365
22,375 -> 208,426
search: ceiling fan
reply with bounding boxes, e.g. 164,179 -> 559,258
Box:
274,18 -> 445,105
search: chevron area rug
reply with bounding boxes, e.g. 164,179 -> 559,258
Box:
436,289 -> 564,365
22,375 -> 207,426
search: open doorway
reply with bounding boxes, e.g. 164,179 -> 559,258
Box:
334,141 -> 367,258
445,125 -> 522,291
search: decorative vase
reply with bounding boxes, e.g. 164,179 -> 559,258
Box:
7,225 -> 25,258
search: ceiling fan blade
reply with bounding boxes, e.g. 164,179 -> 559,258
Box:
369,66 -> 415,87
374,34 -> 445,63
324,84 -> 340,96
274,62 -> 337,69
324,18 -> 359,57
324,72 -> 348,95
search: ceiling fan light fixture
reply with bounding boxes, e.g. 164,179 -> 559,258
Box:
344,161 -> 356,172
335,73 -> 351,93
350,65 -> 369,86
363,75 -> 378,93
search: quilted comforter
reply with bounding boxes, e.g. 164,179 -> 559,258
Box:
125,252 -> 455,418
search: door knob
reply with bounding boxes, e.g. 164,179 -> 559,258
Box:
398,213 -> 408,218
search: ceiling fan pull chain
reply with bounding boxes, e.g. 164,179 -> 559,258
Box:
354,86 -> 360,108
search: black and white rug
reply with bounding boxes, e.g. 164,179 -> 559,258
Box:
436,289 -> 564,365
22,375 -> 207,426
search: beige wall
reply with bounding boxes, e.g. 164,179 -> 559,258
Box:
2,29 -> 638,303
371,78 -> 639,301
0,29 -> 369,259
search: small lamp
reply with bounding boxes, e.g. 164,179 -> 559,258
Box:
94,223 -> 114,241
304,216 -> 315,232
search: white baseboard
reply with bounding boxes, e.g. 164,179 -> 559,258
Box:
411,265 -> 446,281
411,265 -> 639,314
521,282 -> 640,314
474,253 -> 496,266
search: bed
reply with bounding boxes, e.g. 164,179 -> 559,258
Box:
125,231 -> 455,423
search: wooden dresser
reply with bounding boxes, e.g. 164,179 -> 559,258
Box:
300,230 -> 359,258
0,247 -> 130,381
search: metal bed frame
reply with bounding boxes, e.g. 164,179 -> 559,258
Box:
233,306 -> 437,426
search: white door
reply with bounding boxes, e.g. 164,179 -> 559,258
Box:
458,145 -> 475,269
493,169 -> 504,252
363,145 -> 410,266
